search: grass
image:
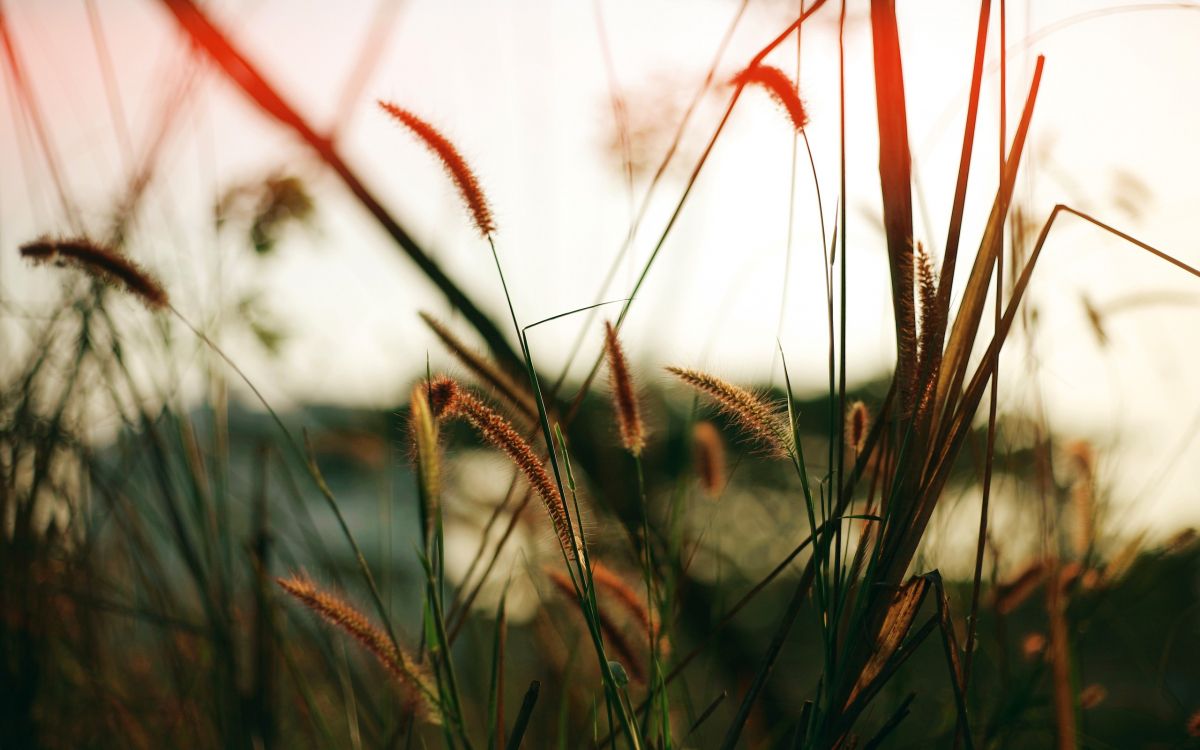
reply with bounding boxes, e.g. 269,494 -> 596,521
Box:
4,1 -> 1200,748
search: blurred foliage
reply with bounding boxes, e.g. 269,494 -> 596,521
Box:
215,172 -> 315,257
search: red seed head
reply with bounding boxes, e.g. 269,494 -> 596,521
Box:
378,102 -> 496,237
731,64 -> 809,131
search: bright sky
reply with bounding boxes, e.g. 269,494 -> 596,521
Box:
2,0 -> 1200,533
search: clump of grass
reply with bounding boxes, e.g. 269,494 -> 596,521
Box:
377,101 -> 496,237
20,237 -> 168,310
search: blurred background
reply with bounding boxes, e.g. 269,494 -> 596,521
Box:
3,1 -> 1200,531
4,2 -> 1200,745
5,0 -> 1200,537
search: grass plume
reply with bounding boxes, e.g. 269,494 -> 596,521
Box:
427,375 -> 576,558
545,567 -> 646,684
378,101 -> 496,237
730,64 -> 809,131
692,420 -> 726,496
420,311 -> 537,420
666,366 -> 790,457
20,237 -> 168,310
845,400 -> 869,455
603,321 -> 645,456
276,576 -> 439,723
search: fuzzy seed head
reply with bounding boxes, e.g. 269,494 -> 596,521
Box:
276,576 -> 438,723
1021,632 -> 1047,660
666,366 -> 790,457
592,564 -> 648,636
420,312 -> 537,419
427,375 -> 460,419
544,566 -> 645,683
433,376 -> 576,558
20,237 -> 169,310
1188,710 -> 1200,738
1079,684 -> 1107,710
731,64 -> 809,131
378,102 -> 496,237
409,383 -> 441,543
692,421 -> 726,497
603,321 -> 645,456
845,401 -> 870,454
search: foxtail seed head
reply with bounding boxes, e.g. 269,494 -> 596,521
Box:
666,366 -> 791,457
378,102 -> 496,237
20,237 -> 168,310
430,376 -> 576,558
276,576 -> 439,723
692,421 -> 726,496
845,401 -> 870,454
420,311 -> 537,419
603,321 -> 645,456
409,383 -> 441,546
731,64 -> 809,131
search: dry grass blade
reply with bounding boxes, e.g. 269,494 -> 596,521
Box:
926,200 -> 1200,516
868,58 -> 1046,604
932,57 -> 1045,436
846,576 -> 930,709
869,0 -> 917,417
